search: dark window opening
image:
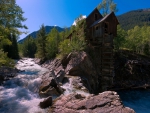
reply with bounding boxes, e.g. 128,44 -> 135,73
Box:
95,14 -> 98,20
105,22 -> 108,33
96,26 -> 98,30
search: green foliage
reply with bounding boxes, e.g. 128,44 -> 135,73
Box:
36,24 -> 47,60
0,0 -> 27,61
58,17 -> 86,57
143,43 -> 150,55
58,39 -> 72,56
114,25 -> 126,50
124,25 -> 150,55
3,34 -> 19,59
0,0 -> 27,35
46,28 -> 60,59
117,10 -> 150,31
21,36 -> 37,58
97,0 -> 118,16
0,49 -> 15,67
59,28 -> 70,41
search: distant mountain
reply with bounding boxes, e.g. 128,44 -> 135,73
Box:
18,26 -> 66,43
117,8 -> 150,30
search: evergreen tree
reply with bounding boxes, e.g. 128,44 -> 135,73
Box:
46,28 -> 60,59
3,34 -> 19,59
36,24 -> 47,60
22,36 -> 37,58
11,34 -> 19,59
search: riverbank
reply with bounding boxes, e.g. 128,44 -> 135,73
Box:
37,51 -> 135,113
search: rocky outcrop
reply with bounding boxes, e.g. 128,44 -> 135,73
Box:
49,91 -> 135,113
63,52 -> 100,93
110,50 -> 150,90
39,51 -> 101,96
38,51 -> 136,112
39,59 -> 66,97
40,50 -> 115,95
39,71 -> 65,98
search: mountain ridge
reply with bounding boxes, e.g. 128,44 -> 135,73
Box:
18,26 -> 66,43
117,8 -> 150,30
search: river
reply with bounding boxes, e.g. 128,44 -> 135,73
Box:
118,89 -> 150,113
0,58 -> 49,113
0,58 -> 89,113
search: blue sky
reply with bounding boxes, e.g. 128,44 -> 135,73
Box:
16,0 -> 150,40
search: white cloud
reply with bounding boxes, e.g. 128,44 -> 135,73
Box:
72,15 -> 86,26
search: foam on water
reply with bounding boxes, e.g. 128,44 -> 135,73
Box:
61,77 -> 90,97
0,58 -> 49,113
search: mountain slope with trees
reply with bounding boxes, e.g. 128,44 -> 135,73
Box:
18,26 -> 68,43
117,9 -> 150,30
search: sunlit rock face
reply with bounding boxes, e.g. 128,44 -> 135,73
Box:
63,51 -> 100,94
49,91 -> 135,113
0,58 -> 48,113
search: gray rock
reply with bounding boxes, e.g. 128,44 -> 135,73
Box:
39,96 -> 52,108
49,91 -> 135,113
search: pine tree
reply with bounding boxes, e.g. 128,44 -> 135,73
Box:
22,36 -> 37,58
46,28 -> 60,59
11,34 -> 19,59
36,24 -> 47,60
3,34 -> 19,59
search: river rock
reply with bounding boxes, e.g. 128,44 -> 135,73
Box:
39,71 -> 65,98
49,91 -> 135,113
0,66 -> 18,84
41,59 -> 65,83
39,96 -> 52,109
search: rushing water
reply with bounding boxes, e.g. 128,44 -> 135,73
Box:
0,58 -> 49,113
0,58 -> 90,113
117,89 -> 150,113
61,76 -> 90,97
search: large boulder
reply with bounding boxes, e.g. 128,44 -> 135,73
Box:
63,51 -> 100,93
49,91 -> 135,113
41,59 -> 65,83
39,58 -> 66,97
39,96 -> 52,109
39,70 -> 65,98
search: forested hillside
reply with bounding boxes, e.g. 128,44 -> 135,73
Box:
117,9 -> 150,30
18,26 -> 67,43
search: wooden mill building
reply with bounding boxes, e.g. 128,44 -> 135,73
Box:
85,8 -> 119,90
68,8 -> 119,90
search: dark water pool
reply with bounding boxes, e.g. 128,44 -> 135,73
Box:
117,89 -> 150,113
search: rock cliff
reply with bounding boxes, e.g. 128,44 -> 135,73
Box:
49,91 -> 135,113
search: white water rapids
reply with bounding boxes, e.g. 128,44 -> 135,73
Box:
0,58 -> 49,113
0,58 -> 90,113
